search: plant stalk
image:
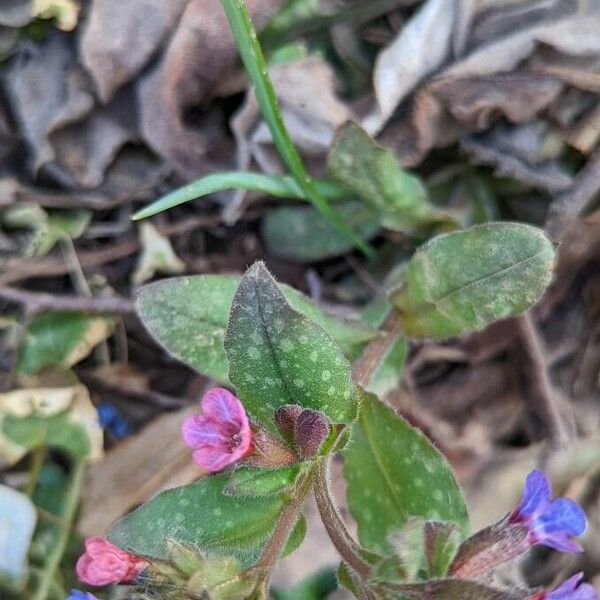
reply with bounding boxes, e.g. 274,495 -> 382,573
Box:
313,457 -> 371,579
33,459 -> 86,600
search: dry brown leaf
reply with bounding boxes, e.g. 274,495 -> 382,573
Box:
49,99 -> 136,188
137,0 -> 282,177
79,403 -> 200,537
80,0 -> 189,103
232,54 -> 353,175
546,148 -> 600,240
368,0 -> 600,175
0,1 -> 32,27
6,34 -> 95,177
433,73 -> 564,130
461,122 -> 572,192
364,0 -> 455,135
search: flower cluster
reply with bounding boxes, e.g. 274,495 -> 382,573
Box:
74,381 -> 598,600
76,537 -> 147,586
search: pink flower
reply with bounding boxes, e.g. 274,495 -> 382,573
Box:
76,538 -> 147,587
181,387 -> 252,472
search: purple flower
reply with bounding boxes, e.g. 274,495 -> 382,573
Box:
66,590 -> 99,600
511,469 -> 586,553
181,387 -> 252,472
533,573 -> 598,600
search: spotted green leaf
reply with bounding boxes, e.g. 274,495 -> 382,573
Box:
224,465 -> 303,497
390,222 -> 555,337
328,122 -> 453,233
108,473 -> 288,566
262,201 -> 380,262
136,276 -> 375,383
343,393 -> 468,554
224,263 -> 357,431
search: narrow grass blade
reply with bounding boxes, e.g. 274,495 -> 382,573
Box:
132,172 -> 348,220
220,0 -> 373,256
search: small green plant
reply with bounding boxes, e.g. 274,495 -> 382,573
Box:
68,256 -> 595,599
55,2 -> 593,599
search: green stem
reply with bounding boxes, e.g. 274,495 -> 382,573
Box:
25,447 -> 46,497
33,459 -> 86,600
219,0 -> 373,256
255,463 -> 317,586
313,457 -> 372,579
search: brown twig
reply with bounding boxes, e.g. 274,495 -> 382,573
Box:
0,285 -> 135,315
515,312 -> 571,446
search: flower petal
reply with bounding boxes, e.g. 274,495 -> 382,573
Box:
548,572 -> 598,600
181,415 -> 228,448
192,447 -> 236,472
201,387 -> 247,426
519,469 -> 551,517
536,498 -> 587,537
537,532 -> 584,554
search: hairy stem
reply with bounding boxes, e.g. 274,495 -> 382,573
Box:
352,308 -> 403,388
255,464 -> 316,585
314,457 -> 371,579
33,459 -> 86,600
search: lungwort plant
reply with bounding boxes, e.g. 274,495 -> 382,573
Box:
66,1 -> 595,598
70,234 -> 594,599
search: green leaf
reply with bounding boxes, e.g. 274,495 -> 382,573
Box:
3,412 -> 91,458
390,222 -> 555,337
423,521 -> 462,578
343,393 -> 468,554
18,312 -> 115,375
1,204 -> 91,257
108,473 -> 288,566
262,201 -> 380,262
132,171 -> 347,220
224,263 -> 357,430
33,209 -> 90,256
0,386 -> 103,466
328,123 -> 452,233
282,514 -> 307,557
224,465 -> 303,497
136,275 -> 374,383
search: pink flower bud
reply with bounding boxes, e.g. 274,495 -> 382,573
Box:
76,538 -> 147,587
295,409 -> 330,458
181,387 -> 252,472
